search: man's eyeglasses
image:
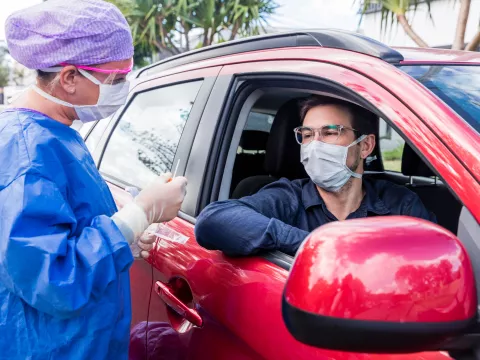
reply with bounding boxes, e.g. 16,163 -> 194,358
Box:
293,125 -> 360,145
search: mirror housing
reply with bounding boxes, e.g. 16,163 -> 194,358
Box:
283,216 -> 477,353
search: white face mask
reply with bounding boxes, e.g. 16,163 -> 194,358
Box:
300,135 -> 367,192
32,69 -> 130,123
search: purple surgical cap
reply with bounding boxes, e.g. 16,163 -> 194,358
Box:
5,0 -> 134,69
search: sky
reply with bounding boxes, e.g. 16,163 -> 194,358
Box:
0,0 -> 360,41
270,0 -> 359,31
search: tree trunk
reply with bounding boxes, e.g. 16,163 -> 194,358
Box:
230,22 -> 240,41
203,29 -> 210,47
185,30 -> 190,52
452,0 -> 471,50
166,36 -> 181,54
209,27 -> 216,46
182,21 -> 191,52
396,13 -> 429,47
465,29 -> 480,51
153,39 -> 163,53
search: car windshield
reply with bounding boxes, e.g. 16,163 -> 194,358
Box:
399,65 -> 480,134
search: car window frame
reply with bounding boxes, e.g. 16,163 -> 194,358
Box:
195,72 -> 393,270
202,74 -> 392,210
193,61 -> 472,270
98,80 -> 204,189
92,71 -> 219,196
218,88 -> 267,200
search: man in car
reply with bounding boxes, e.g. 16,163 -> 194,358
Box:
195,96 -> 436,256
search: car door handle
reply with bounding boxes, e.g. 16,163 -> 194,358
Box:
155,281 -> 203,327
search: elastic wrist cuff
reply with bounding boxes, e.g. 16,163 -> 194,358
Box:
111,202 -> 149,242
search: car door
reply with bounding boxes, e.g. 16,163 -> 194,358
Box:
88,66 -> 220,360
142,58 -> 460,360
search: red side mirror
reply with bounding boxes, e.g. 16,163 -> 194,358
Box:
282,216 -> 477,353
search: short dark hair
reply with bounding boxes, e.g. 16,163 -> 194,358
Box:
299,95 -> 377,138
36,70 -> 56,82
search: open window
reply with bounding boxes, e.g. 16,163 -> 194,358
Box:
207,77 -> 464,250
376,118 -> 463,234
216,84 -> 384,202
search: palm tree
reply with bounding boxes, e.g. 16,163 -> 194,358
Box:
452,0 -> 471,50
465,22 -> 480,51
183,0 -> 227,47
178,0 -> 277,47
226,0 -> 278,41
451,0 -> 480,51
359,0 -> 433,48
108,0 -> 278,64
106,0 -> 180,60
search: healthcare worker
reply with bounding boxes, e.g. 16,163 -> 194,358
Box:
0,0 -> 187,359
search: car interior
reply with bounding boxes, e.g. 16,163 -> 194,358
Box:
226,89 -> 463,236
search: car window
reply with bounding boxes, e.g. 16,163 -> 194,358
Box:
379,119 -> 405,172
237,111 -> 273,154
244,111 -> 274,132
400,65 -> 480,134
100,81 -> 203,189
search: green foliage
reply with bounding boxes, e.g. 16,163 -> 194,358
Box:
107,0 -> 278,66
382,144 -> 404,161
358,0 -> 433,34
0,47 -> 10,87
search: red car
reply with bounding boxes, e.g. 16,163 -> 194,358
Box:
79,30 -> 480,360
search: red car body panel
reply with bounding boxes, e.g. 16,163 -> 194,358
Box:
142,218 -> 455,360
100,46 -> 480,359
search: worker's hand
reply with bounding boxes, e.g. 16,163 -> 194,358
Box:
134,173 -> 188,224
137,231 -> 157,260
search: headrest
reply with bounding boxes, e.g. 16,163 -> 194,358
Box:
401,143 -> 435,177
239,130 -> 269,151
265,99 -> 308,179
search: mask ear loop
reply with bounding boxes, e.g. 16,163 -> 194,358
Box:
32,85 -> 75,108
344,134 -> 367,179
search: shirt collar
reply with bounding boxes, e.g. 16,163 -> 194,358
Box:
302,178 -> 390,215
302,180 -> 325,210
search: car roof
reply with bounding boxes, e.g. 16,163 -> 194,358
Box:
396,47 -> 480,64
134,30 -> 480,79
136,29 -> 403,78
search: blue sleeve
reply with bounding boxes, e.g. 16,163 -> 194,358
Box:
403,193 -> 437,224
195,179 -> 309,256
0,173 -> 134,319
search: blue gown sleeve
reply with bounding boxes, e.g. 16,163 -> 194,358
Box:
0,173 -> 134,319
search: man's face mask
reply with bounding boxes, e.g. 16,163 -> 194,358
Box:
33,63 -> 131,123
296,125 -> 366,192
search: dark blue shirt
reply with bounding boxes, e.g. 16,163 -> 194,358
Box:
195,178 -> 436,256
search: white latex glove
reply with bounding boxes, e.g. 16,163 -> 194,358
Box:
136,231 -> 157,260
134,173 -> 188,224
112,173 -> 187,244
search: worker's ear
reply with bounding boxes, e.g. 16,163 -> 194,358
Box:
360,134 -> 376,159
58,65 -> 79,95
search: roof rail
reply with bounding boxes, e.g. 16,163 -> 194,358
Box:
137,29 -> 404,78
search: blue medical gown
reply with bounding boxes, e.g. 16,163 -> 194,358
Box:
0,109 -> 134,359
